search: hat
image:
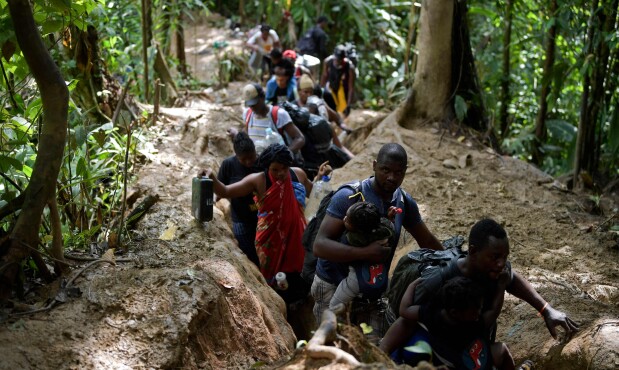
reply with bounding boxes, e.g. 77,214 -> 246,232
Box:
243,83 -> 265,106
299,74 -> 314,90
260,24 -> 271,32
283,49 -> 297,60
334,45 -> 346,59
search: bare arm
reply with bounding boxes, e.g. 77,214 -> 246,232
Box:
320,59 -> 329,87
399,279 -> 423,320
283,123 -> 305,153
346,63 -> 355,107
292,167 -> 313,195
199,168 -> 260,199
405,222 -> 443,251
482,269 -> 509,329
313,214 -> 390,263
507,271 -> 579,339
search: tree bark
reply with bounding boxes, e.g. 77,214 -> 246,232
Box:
2,0 -> 69,297
141,0 -> 152,101
588,0 -> 617,173
175,12 -> 188,79
403,1 -> 420,77
573,0 -> 599,189
532,0 -> 558,165
499,0 -> 514,139
398,0 -> 454,128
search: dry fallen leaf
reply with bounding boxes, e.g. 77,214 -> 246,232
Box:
159,220 -> 178,240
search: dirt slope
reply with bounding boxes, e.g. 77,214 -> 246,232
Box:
0,15 -> 618,370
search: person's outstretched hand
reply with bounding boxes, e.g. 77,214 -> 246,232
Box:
542,305 -> 579,341
316,161 -> 332,179
227,128 -> 239,140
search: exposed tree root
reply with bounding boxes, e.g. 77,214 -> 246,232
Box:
306,309 -> 360,366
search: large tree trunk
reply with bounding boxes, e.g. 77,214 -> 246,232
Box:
398,0 -> 453,128
532,0 -> 558,165
499,0 -> 514,139
451,0 -> 493,141
1,0 -> 69,297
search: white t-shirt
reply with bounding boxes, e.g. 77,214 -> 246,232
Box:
243,106 -> 292,144
248,30 -> 280,54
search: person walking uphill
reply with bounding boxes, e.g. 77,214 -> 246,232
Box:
228,83 -> 305,156
200,144 -> 329,290
311,143 -> 443,337
320,45 -> 356,117
216,132 -> 260,267
297,15 -> 329,61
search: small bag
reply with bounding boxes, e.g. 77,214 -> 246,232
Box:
192,177 -> 213,222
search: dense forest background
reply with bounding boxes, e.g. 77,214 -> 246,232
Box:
0,0 -> 617,291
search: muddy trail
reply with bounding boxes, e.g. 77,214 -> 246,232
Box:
1,15 -> 618,370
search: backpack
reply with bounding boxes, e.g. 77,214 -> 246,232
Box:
300,181 -> 362,285
385,236 -> 466,316
342,42 -> 359,68
280,102 -> 332,154
297,29 -> 316,55
245,106 -> 284,137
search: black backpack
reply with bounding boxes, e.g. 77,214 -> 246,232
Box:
300,181 -> 362,285
297,29 -> 317,55
280,102 -> 332,153
385,236 -> 466,316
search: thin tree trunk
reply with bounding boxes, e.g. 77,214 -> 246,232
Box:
403,1 -> 420,77
588,0 -> 617,173
573,0 -> 599,189
2,0 -> 69,296
398,0 -> 454,128
141,0 -> 152,101
176,12 -> 188,79
48,197 -> 68,275
499,0 -> 514,139
532,0 -> 558,165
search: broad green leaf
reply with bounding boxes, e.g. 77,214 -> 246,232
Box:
0,154 -> 22,172
454,95 -> 468,122
360,322 -> 373,335
404,340 -> 432,355
21,164 -> 32,177
546,119 -> 577,142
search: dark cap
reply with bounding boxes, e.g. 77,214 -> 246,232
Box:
260,24 -> 271,32
243,83 -> 265,106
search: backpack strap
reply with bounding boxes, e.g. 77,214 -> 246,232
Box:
270,105 -> 286,136
245,108 -> 253,131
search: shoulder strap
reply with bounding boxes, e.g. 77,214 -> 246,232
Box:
270,105 -> 285,135
245,108 -> 253,130
290,169 -> 299,183
264,169 -> 271,190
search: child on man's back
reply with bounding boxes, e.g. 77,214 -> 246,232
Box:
328,202 -> 396,310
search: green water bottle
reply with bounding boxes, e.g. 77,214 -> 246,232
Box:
192,177 -> 213,222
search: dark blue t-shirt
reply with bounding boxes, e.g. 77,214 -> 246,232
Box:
315,177 -> 423,288
217,155 -> 260,225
